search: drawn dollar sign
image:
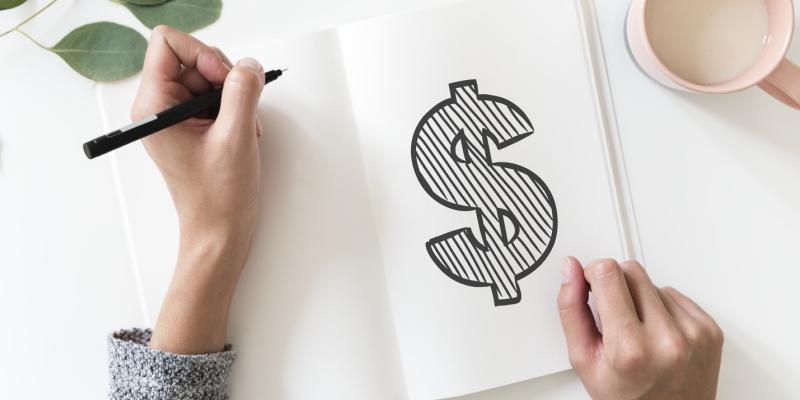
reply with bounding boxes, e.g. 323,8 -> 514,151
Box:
411,80 -> 558,306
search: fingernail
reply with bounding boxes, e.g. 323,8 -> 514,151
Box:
238,57 -> 263,73
561,257 -> 573,284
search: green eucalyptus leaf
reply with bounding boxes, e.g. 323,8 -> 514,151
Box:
123,0 -> 221,33
50,22 -> 147,81
122,0 -> 170,5
0,0 -> 26,10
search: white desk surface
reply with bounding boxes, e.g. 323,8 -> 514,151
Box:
1,0 -> 798,398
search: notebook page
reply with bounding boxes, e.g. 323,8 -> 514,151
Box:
338,0 -> 626,398
96,30 -> 405,399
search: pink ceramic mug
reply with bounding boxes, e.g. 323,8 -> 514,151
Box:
627,0 -> 800,109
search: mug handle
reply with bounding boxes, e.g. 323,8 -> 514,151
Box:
758,58 -> 800,109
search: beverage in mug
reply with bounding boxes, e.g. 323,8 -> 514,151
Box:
627,0 -> 800,109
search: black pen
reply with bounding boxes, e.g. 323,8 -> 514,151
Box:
83,69 -> 286,159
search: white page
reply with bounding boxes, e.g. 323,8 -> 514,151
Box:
338,0 -> 626,398
97,30 -> 406,399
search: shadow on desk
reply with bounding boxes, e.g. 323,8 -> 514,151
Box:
676,89 -> 800,207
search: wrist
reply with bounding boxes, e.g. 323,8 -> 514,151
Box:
179,217 -> 254,255
149,229 -> 251,354
176,224 -> 253,291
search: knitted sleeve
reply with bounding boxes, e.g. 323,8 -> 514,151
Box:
108,328 -> 236,400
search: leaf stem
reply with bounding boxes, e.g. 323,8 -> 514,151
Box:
14,28 -> 49,50
0,0 -> 60,39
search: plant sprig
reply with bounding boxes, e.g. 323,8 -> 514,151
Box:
0,0 -> 222,81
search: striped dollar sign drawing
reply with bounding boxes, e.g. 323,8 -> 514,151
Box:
411,80 -> 558,306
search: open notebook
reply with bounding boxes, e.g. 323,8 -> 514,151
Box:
96,0 -> 639,398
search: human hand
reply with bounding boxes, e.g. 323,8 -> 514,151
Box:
557,258 -> 723,400
130,26 -> 266,354
131,25 -> 264,258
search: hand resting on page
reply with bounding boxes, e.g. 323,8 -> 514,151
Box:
558,257 -> 724,400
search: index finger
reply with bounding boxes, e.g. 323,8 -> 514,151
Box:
142,25 -> 229,85
133,26 -> 230,118
584,259 -> 641,333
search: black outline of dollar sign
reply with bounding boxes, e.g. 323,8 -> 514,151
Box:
411,80 -> 558,306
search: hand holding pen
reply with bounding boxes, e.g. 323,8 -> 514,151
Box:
122,25 -> 267,354
83,27 -> 284,159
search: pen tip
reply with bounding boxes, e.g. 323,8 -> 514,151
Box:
281,68 -> 288,72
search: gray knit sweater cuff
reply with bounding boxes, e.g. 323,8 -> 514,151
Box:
108,328 -> 236,400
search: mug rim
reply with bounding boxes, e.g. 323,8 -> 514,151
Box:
638,0 -> 795,94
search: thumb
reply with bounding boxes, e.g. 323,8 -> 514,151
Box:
557,256 -> 600,369
216,57 -> 265,134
